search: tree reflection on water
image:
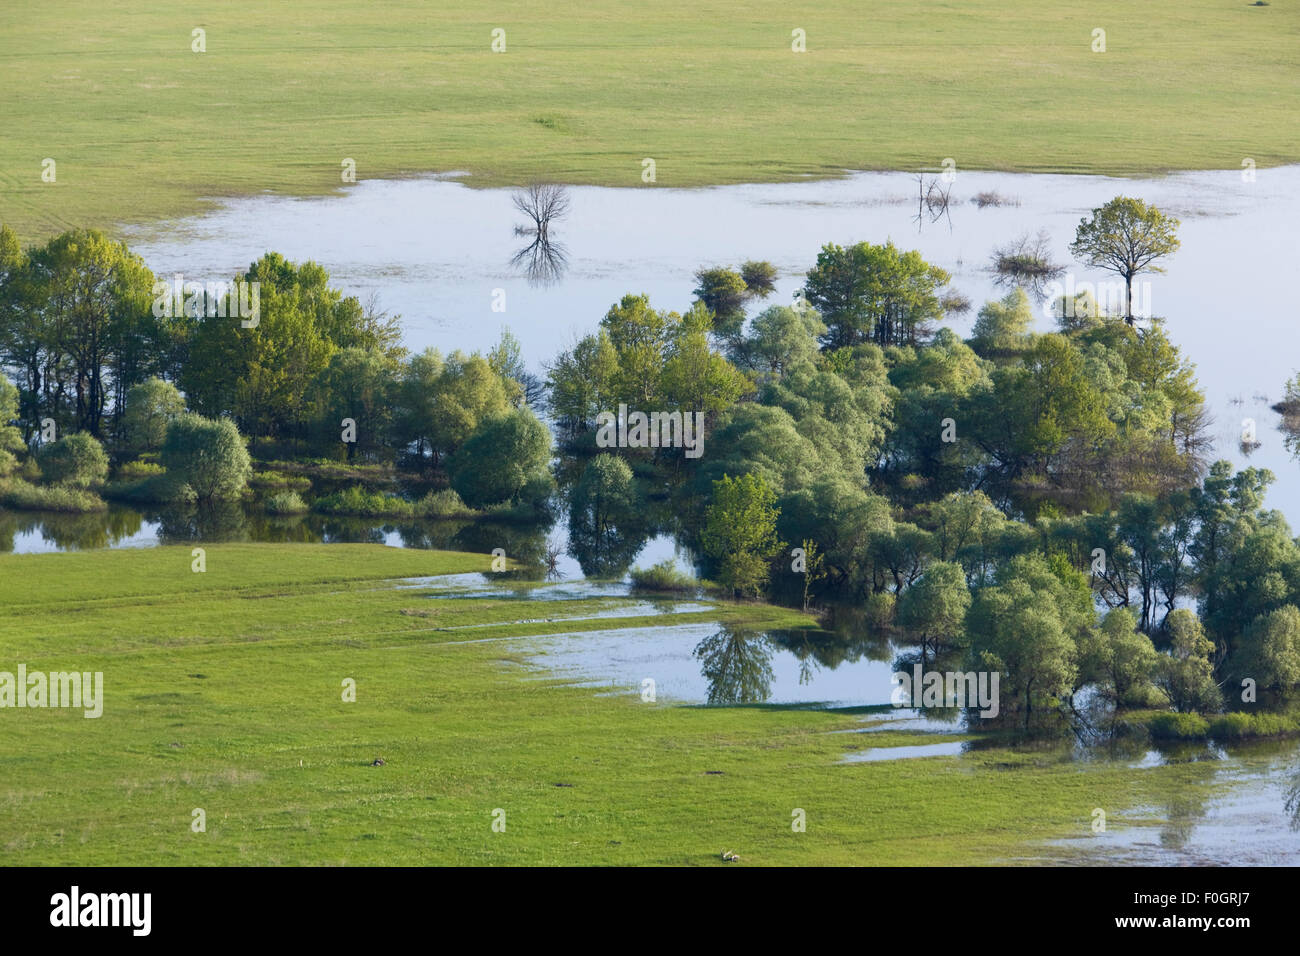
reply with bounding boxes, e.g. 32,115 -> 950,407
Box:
693,626 -> 774,705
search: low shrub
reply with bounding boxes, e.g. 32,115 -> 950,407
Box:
1207,711 -> 1298,740
313,485 -> 413,517
265,491 -> 309,515
629,559 -> 698,592
416,488 -> 476,518
1148,711 -> 1210,740
249,470 -> 312,491
0,478 -> 107,513
114,459 -> 165,481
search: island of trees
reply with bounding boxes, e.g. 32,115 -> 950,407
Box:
3,196 -> 1299,740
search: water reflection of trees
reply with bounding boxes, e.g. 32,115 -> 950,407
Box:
155,500 -> 250,544
565,486 -> 650,580
1158,793 -> 1210,851
2,506 -> 146,552
1280,413 -> 1300,463
510,232 -> 568,287
1287,767 -> 1300,831
693,626 -> 774,704
510,183 -> 570,287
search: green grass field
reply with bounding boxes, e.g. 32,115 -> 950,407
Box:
0,543 -> 1235,865
2,1 -> 1298,239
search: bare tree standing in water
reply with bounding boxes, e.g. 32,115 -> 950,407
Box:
510,183 -> 571,285
512,183 -> 570,239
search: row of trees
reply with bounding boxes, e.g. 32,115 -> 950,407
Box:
539,200 -> 1298,721
0,228 -> 407,444
696,464 -> 1298,724
0,225 -> 555,512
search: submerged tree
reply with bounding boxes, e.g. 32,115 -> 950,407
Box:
1158,609 -> 1221,713
511,183 -> 570,238
691,261 -> 778,339
800,240 -> 953,349
990,230 -> 1065,299
510,184 -> 571,286
701,472 -> 785,598
895,560 -> 971,664
1069,196 -> 1180,324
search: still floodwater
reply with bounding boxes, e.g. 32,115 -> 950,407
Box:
118,166 -> 1300,525
11,169 -> 1300,864
417,573 -> 1300,865
8,166 -> 1299,555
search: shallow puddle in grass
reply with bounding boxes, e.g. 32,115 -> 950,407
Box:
839,741 -> 969,763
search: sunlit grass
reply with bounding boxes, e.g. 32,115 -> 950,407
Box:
0,542 -> 1236,864
1,1 -> 1297,239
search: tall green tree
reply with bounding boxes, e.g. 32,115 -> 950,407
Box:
545,330 -> 620,434
691,261 -> 777,339
659,307 -> 753,421
122,377 -> 186,455
21,230 -> 156,435
571,453 -> 636,534
743,305 -> 825,375
701,473 -> 785,598
968,333 -> 1114,476
183,254 -> 402,438
967,553 -> 1092,726
969,288 -> 1034,357
310,347 -> 399,461
895,560 -> 971,663
1069,196 -> 1180,324
1236,605 -> 1300,697
447,407 -> 552,509
600,294 -> 680,406
393,349 -> 515,466
800,241 -> 951,349
1158,609 -> 1221,713
1078,607 -> 1158,705
0,371 -> 24,476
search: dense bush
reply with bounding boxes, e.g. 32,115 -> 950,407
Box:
248,470 -> 312,491
114,459 -> 164,481
0,478 -> 107,513
1207,711 -> 1298,740
417,488 -> 476,518
313,485 -> 413,517
161,414 -> 252,502
38,432 -> 109,488
629,559 -> 697,592
264,491 -> 309,515
1147,712 -> 1210,740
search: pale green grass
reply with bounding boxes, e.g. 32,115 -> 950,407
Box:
1,1 -> 1297,239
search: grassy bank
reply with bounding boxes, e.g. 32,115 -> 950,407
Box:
0,542 -> 1242,865
2,1 -> 1298,239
